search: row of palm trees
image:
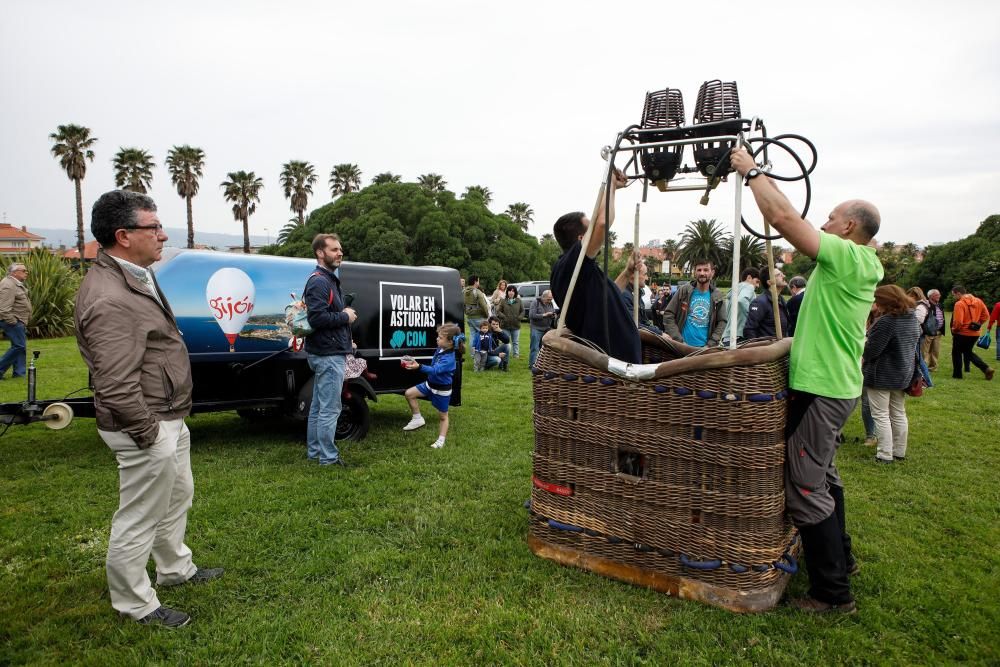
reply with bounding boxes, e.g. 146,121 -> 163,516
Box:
48,123 -> 536,257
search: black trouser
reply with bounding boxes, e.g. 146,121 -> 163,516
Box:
952,334 -> 989,378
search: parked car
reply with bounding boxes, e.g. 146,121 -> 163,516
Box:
510,281 -> 552,321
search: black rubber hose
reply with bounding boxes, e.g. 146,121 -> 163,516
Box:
739,136 -> 813,240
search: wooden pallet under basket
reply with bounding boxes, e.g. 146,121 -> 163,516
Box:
528,330 -> 799,613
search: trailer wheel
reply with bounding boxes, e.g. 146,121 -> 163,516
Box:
293,377 -> 370,441
336,390 -> 370,441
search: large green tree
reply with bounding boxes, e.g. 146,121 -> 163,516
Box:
165,145 -> 205,249
280,160 -> 317,225
49,124 -> 97,262
271,181 -> 549,286
329,163 -> 362,197
221,171 -> 264,254
906,215 -> 1000,302
677,218 -> 728,272
112,147 -> 155,193
506,202 -> 534,231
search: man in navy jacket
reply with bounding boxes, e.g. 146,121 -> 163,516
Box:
304,233 -> 357,466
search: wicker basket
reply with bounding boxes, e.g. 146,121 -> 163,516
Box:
528,331 -> 798,612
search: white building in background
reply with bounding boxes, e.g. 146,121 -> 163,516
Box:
0,223 -> 45,256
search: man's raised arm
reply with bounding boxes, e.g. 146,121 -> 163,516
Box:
730,148 -> 820,259
586,169 -> 627,259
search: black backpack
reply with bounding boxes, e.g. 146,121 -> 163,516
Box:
921,302 -> 939,336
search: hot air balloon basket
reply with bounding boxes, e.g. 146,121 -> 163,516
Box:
527,333 -> 799,612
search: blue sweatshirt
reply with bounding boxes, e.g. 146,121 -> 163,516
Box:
419,348 -> 456,389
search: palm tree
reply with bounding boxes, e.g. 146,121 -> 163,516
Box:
371,172 -> 401,185
276,218 -> 301,245
463,185 -> 493,207
677,218 -> 727,272
505,202 -> 534,231
720,234 -> 766,276
165,145 -> 205,249
279,160 -> 317,225
112,147 -> 155,193
329,163 -> 362,196
221,171 -> 264,254
417,173 -> 447,194
49,124 -> 97,261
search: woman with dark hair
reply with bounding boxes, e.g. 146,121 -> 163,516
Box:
863,285 -> 921,464
495,284 -> 523,360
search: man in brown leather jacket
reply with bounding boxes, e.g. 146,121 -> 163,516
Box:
75,190 -> 221,628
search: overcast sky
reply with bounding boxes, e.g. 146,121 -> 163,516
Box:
2,0 -> 998,250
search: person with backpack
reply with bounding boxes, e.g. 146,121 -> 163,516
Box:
303,233 -> 358,467
463,275 -> 491,333
921,289 -> 946,371
950,284 -> 994,381
907,286 -> 934,387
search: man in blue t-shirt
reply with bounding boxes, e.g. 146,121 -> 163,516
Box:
662,260 -> 728,347
550,169 -> 642,364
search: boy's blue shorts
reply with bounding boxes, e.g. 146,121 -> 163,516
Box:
415,382 -> 451,413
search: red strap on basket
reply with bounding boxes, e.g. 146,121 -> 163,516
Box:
532,475 -> 573,496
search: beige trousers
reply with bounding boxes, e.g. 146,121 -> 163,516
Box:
922,334 -> 941,371
865,388 -> 909,461
99,418 -> 197,619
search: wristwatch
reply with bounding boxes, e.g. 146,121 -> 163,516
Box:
744,168 -> 762,184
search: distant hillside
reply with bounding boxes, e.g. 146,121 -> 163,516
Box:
30,227 -> 268,250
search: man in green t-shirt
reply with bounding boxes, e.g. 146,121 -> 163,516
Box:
732,147 -> 884,614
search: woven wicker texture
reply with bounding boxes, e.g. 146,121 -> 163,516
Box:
530,339 -> 796,592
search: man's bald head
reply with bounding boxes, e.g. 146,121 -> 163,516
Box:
821,199 -> 881,244
843,200 -> 880,241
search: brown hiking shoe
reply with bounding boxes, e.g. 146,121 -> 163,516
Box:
789,596 -> 857,614
986,368 -> 995,381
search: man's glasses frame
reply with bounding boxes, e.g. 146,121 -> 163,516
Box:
123,224 -> 164,233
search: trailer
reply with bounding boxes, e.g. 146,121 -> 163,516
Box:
1,248 -> 464,441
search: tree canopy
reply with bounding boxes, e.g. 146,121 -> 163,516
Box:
268,181 -> 550,286
906,215 -> 1000,302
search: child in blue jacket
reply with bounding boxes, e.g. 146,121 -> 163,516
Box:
402,322 -> 464,448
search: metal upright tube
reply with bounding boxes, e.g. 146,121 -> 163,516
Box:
764,223 -> 783,339
729,177 -> 743,349
633,203 -> 640,326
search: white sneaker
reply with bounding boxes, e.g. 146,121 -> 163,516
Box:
403,415 -> 426,431
431,439 -> 445,449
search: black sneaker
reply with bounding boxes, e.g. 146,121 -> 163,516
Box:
163,567 -> 224,587
137,606 -> 191,628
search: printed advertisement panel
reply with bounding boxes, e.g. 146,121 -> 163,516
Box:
379,281 -> 445,360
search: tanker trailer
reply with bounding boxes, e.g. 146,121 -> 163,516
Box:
0,248 -> 464,441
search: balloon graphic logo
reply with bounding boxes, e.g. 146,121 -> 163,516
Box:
206,268 -> 256,352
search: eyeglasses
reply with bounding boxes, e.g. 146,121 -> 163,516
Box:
124,224 -> 164,233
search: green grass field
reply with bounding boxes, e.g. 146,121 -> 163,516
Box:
1,330 -> 998,665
